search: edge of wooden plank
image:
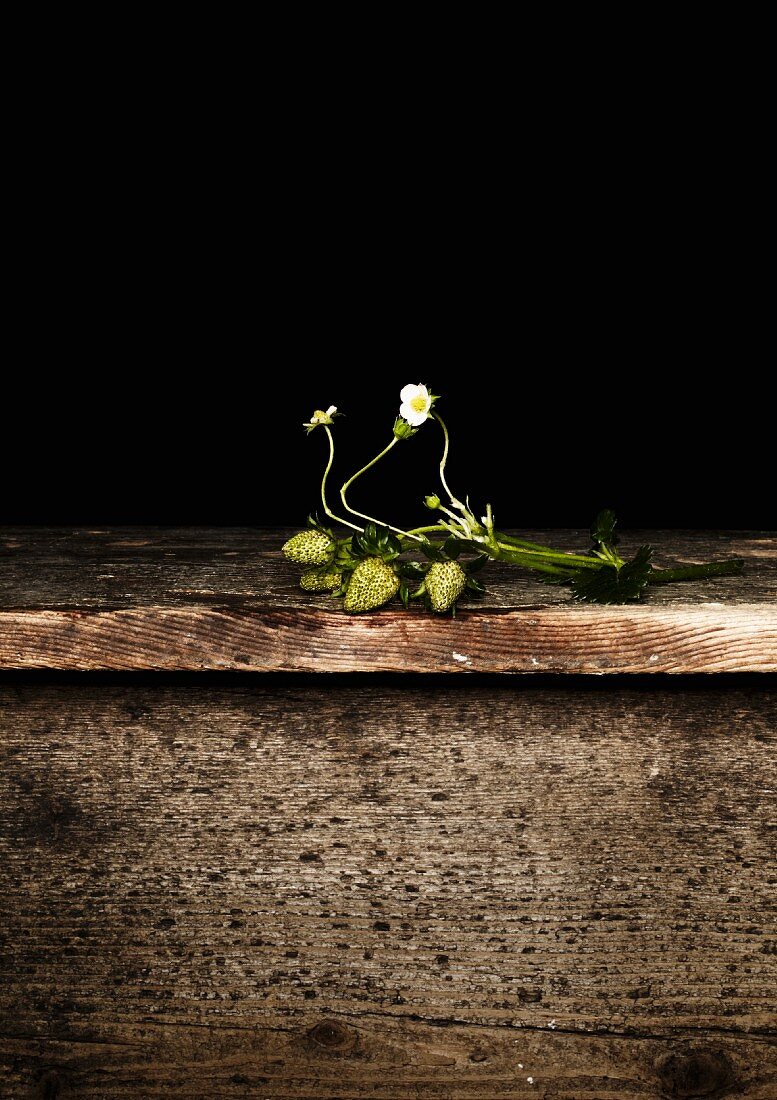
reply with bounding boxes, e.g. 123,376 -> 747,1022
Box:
1,603 -> 776,672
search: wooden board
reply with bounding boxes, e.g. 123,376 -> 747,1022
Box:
0,529 -> 775,673
1,681 -> 775,1097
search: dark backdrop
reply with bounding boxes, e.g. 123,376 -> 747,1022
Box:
3,121 -> 771,531
1,370 -> 770,531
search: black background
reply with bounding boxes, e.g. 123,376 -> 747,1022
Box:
2,97 -> 772,533
2,370 -> 770,532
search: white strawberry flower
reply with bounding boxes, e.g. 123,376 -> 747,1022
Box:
399,384 -> 433,427
303,405 -> 338,433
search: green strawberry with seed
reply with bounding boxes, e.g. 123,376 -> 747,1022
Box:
425,560 -> 467,613
300,568 -> 342,593
283,530 -> 334,565
343,557 -> 399,612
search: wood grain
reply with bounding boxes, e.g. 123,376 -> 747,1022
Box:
1,682 -> 775,1097
0,529 -> 775,673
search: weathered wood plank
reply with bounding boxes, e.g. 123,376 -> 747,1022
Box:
1,682 -> 775,1097
0,529 -> 775,673
1,603 -> 775,674
1,528 -> 774,611
1,1026 -> 775,1098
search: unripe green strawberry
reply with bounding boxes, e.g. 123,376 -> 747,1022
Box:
426,560 -> 467,613
283,530 -> 334,565
343,557 -> 399,612
300,568 -> 342,593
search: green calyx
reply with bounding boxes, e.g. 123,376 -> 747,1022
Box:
393,417 -> 417,440
350,522 -> 403,562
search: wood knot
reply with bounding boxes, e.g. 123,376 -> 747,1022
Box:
655,1047 -> 734,1097
37,1069 -> 62,1099
307,1018 -> 358,1055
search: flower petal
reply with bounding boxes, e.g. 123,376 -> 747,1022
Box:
400,403 -> 428,427
326,405 -> 337,416
400,383 -> 421,404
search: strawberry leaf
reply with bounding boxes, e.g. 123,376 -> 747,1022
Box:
465,553 -> 490,574
398,560 -> 429,578
591,509 -> 618,549
572,545 -> 653,604
419,541 -> 447,562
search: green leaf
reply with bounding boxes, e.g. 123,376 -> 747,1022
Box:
591,509 -> 618,548
465,576 -> 486,595
443,536 -> 463,559
334,550 -> 357,570
399,580 -> 410,609
572,545 -> 653,604
465,553 -> 489,574
419,542 -> 446,562
397,560 -> 429,579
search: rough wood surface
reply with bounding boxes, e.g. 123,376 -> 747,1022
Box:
0,528 -> 775,673
1,682 -> 775,1097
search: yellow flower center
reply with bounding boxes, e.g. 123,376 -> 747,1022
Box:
410,395 -> 428,413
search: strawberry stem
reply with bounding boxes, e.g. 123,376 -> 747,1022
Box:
320,427 -> 361,532
496,546 -> 602,570
433,412 -> 465,509
340,438 -> 424,541
405,525 -> 449,537
496,531 -> 563,553
648,559 -> 744,584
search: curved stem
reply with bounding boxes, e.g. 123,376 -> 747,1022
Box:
433,412 -> 464,508
340,437 -> 421,540
320,427 -> 361,532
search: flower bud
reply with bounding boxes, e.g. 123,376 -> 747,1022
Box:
424,494 -> 441,510
393,417 -> 417,441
